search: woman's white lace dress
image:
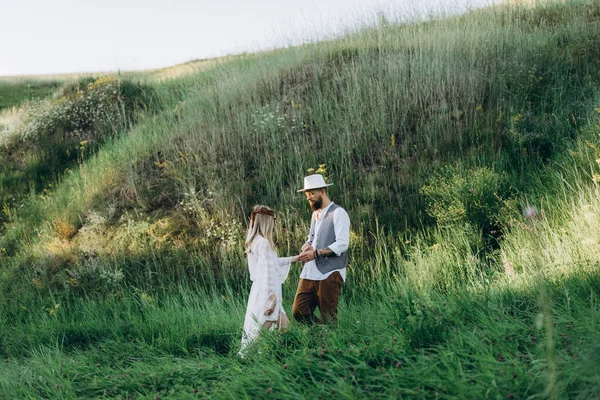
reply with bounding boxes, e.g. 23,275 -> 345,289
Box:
239,236 -> 294,354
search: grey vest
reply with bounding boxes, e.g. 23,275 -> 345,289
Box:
309,203 -> 349,274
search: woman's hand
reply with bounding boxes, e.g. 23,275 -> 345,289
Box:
264,294 -> 276,316
264,306 -> 275,316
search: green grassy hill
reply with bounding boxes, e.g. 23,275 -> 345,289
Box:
1,1 -> 600,398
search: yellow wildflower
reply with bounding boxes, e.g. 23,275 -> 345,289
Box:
316,164 -> 327,175
67,278 -> 80,287
46,303 -> 60,317
140,292 -> 153,303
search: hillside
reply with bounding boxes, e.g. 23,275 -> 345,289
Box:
1,1 -> 600,398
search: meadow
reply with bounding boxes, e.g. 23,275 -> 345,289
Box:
1,0 -> 600,398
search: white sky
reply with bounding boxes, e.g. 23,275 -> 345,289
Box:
0,0 -> 500,76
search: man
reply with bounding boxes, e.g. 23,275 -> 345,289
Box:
293,174 -> 350,325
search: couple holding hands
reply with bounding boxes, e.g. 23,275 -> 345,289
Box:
240,174 -> 351,354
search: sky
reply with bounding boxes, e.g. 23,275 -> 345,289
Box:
0,0 -> 501,76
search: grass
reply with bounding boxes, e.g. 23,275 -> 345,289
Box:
0,79 -> 62,111
1,272 -> 599,398
2,0 -> 600,398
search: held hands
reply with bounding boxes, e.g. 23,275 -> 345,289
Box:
298,243 -> 315,263
298,249 -> 315,263
298,247 -> 334,262
301,243 -> 313,252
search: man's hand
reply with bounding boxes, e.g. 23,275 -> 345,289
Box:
298,249 -> 315,263
301,243 -> 314,253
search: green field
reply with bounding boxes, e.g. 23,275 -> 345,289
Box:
2,1 -> 600,398
0,80 -> 62,111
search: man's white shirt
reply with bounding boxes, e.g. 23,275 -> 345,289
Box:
300,202 -> 350,281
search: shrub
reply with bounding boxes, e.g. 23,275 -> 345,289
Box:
0,76 -> 155,205
420,166 -> 512,234
503,105 -> 564,164
20,77 -> 119,142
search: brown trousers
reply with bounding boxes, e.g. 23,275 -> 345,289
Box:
291,271 -> 343,325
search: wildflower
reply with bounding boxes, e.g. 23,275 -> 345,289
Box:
46,303 -> 60,317
315,164 -> 327,175
140,292 -> 153,303
523,205 -> 538,219
67,278 -> 79,287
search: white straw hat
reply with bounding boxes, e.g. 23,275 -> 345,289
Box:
297,174 -> 333,192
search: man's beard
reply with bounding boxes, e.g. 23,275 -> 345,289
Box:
310,199 -> 322,211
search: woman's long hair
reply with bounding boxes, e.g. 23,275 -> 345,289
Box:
245,205 -> 276,253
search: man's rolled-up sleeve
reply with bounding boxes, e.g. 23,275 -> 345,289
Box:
328,208 -> 350,256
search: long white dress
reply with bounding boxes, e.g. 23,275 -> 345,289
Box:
239,235 -> 294,354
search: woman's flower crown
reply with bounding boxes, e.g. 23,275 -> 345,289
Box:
250,207 -> 275,228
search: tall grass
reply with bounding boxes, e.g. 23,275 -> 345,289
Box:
1,271 -> 599,398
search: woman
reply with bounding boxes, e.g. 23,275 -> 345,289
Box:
239,205 -> 299,355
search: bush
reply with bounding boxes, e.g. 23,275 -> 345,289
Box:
0,76 -> 155,205
19,77 -> 140,144
420,166 -> 512,234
